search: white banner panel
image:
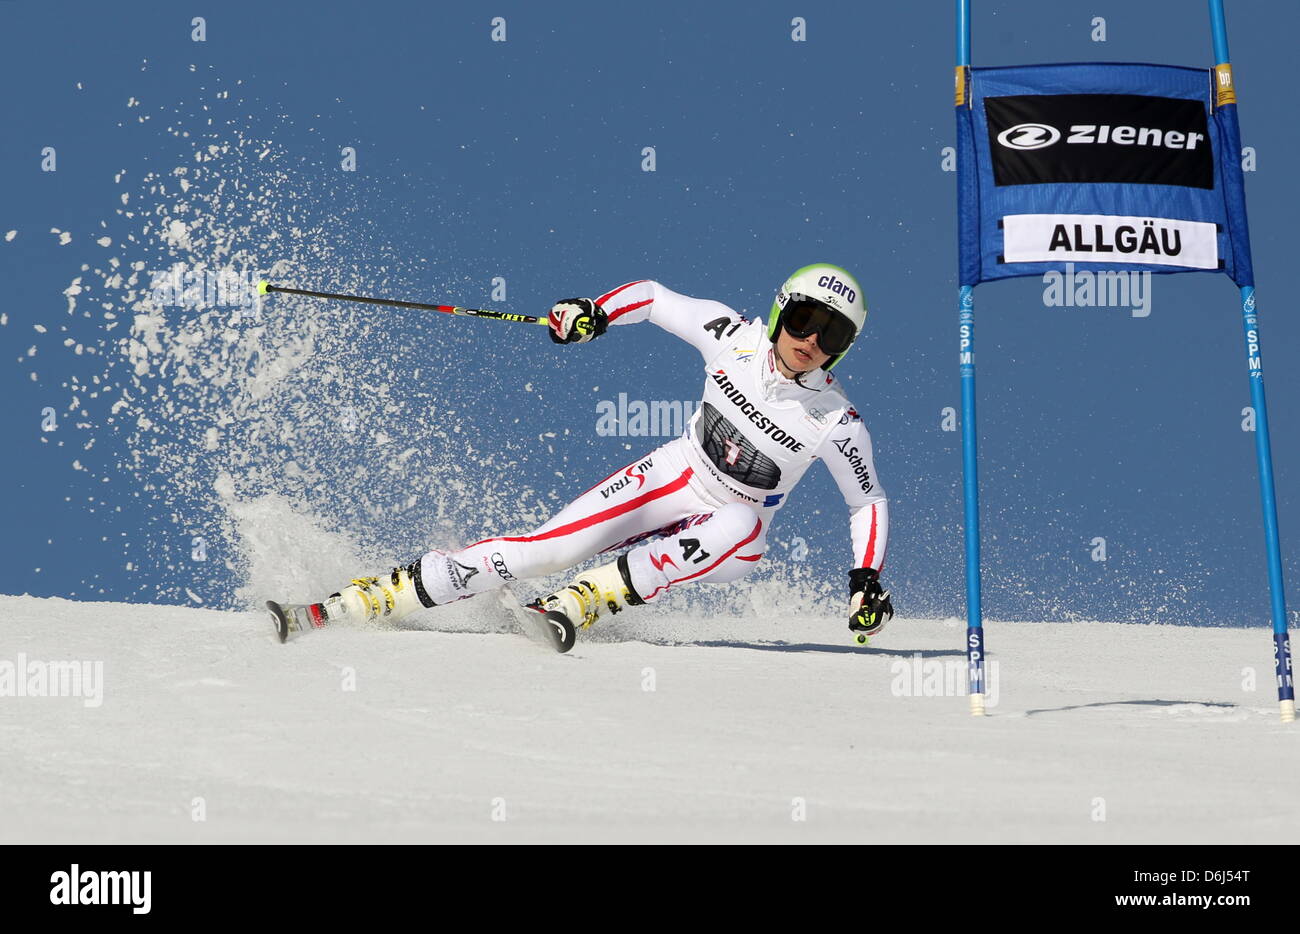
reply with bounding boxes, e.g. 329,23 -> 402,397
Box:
1002,213 -> 1219,269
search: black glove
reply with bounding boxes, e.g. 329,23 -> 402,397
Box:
548,298 -> 609,344
848,567 -> 894,641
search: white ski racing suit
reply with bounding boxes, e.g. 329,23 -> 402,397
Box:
417,280 -> 889,606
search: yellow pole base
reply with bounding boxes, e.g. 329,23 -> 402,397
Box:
1281,699 -> 1296,723
970,692 -> 986,717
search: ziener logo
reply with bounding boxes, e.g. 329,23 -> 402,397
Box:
995,121 -> 1204,152
984,93 -> 1214,189
996,123 -> 1061,150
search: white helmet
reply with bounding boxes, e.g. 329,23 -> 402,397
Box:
768,263 -> 867,370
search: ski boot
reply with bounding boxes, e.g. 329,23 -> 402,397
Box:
531,555 -> 644,630
267,560 -> 436,643
329,561 -> 435,623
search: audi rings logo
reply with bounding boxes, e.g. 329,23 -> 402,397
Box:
996,123 -> 1061,150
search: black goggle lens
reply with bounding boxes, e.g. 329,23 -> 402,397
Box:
781,297 -> 855,355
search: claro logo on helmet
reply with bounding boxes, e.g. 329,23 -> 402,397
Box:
996,122 -> 1205,151
817,274 -> 856,305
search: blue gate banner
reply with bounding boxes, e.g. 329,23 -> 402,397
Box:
956,62 -> 1253,288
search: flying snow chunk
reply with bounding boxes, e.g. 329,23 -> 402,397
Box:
161,219 -> 191,250
63,280 -> 83,314
4,231 -> 15,242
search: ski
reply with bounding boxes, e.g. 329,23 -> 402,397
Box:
268,593 -> 575,653
513,601 -> 577,654
266,599 -> 329,643
500,589 -> 576,653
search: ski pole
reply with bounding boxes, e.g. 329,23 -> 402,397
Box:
255,281 -> 551,327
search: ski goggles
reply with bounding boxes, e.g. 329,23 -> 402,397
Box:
779,295 -> 856,355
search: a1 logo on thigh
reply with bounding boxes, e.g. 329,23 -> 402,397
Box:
680,538 -> 711,565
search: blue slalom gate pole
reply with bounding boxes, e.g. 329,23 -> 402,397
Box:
1238,287 -> 1294,720
1210,0 -> 1294,721
959,286 -> 985,716
1209,0 -> 1230,64
956,0 -> 986,716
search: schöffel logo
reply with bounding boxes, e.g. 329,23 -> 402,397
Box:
448,559 -> 478,591
985,93 -> 1213,189
831,436 -> 874,494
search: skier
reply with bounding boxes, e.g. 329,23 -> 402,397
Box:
277,264 -> 893,643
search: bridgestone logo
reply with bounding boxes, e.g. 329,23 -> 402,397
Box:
709,371 -> 804,452
1003,213 -> 1218,269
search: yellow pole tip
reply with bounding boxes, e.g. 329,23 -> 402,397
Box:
256,280 -> 269,295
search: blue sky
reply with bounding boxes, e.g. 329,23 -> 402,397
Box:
1,0 -> 1296,626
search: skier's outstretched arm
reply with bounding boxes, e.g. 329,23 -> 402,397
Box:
548,280 -> 746,360
818,413 -> 894,640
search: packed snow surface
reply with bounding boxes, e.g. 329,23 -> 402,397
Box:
1,594 -> 1295,843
